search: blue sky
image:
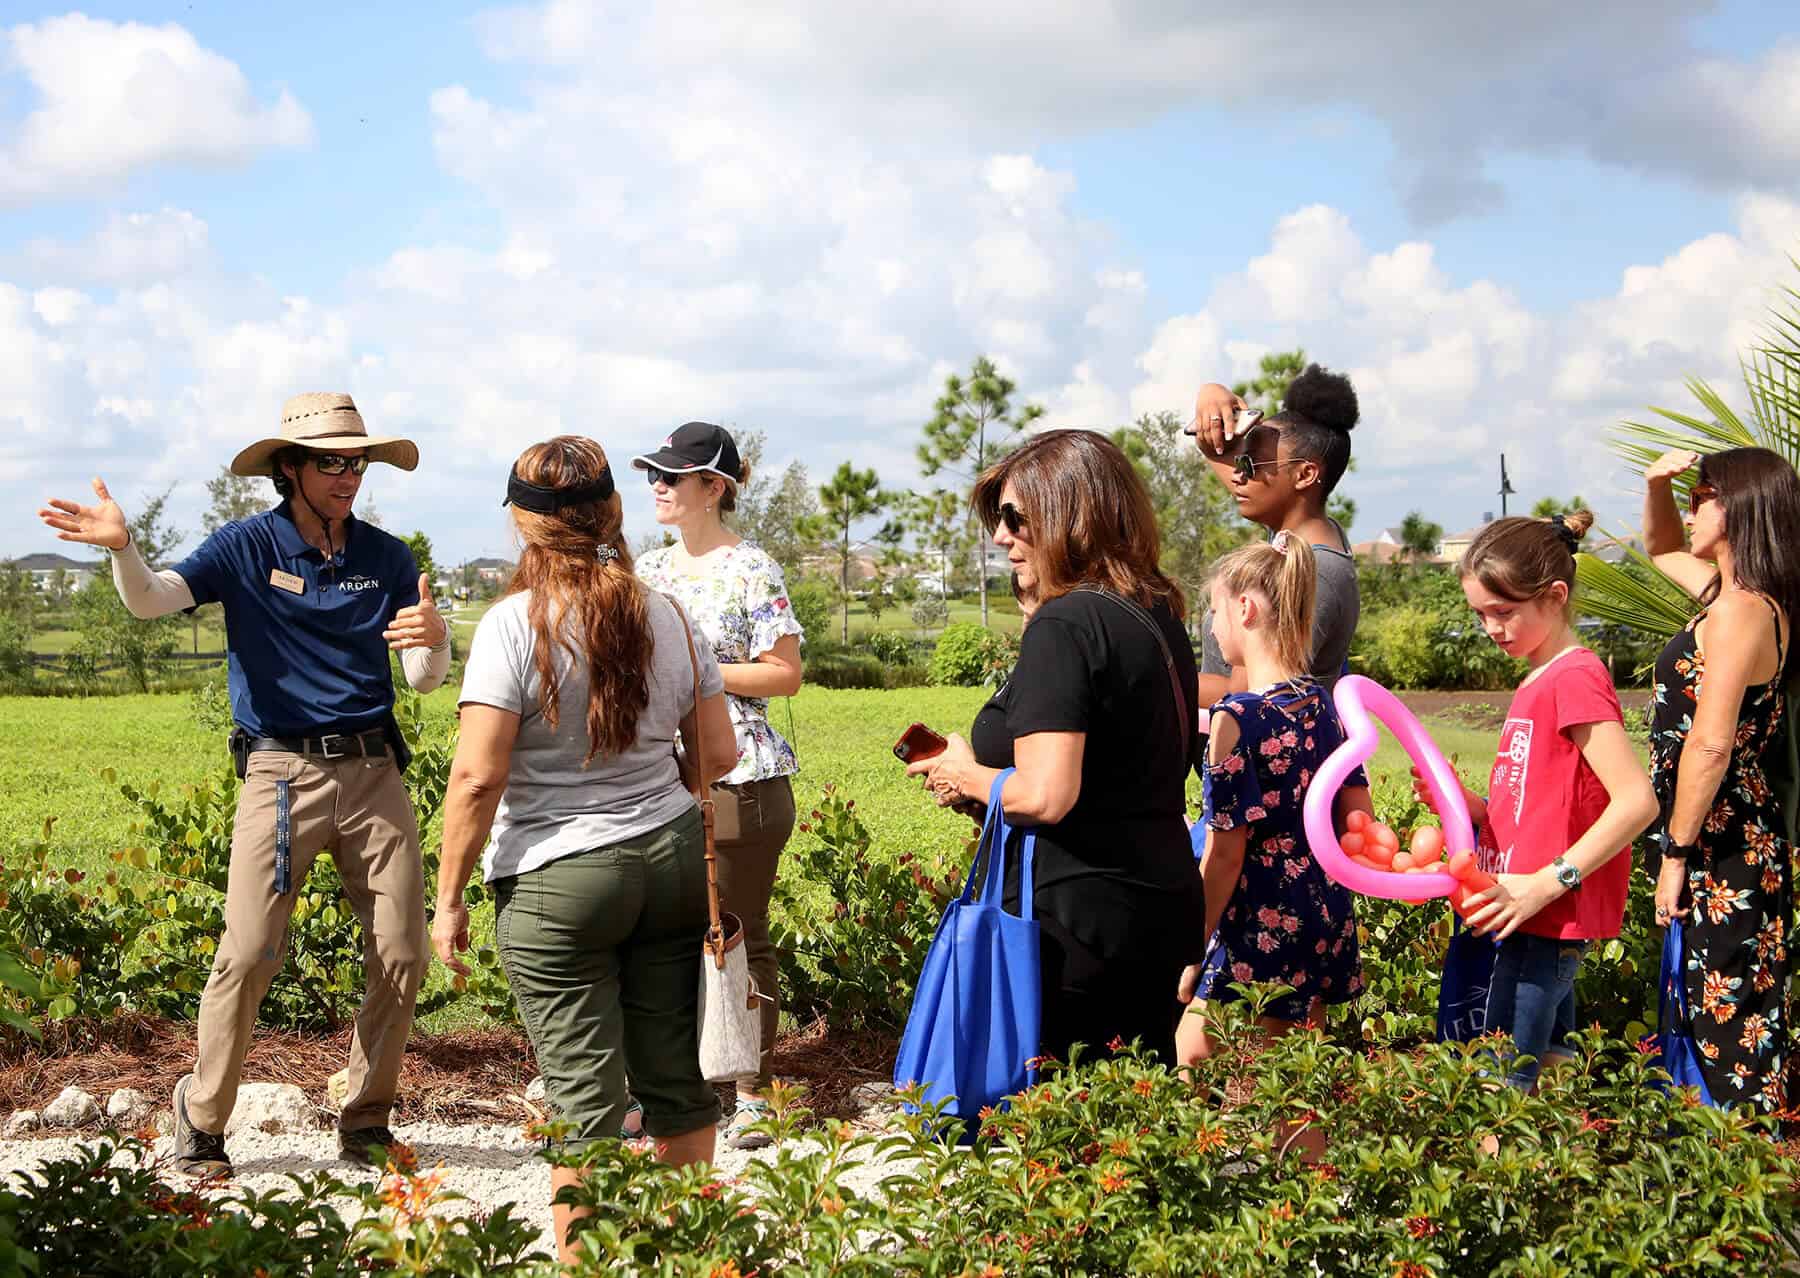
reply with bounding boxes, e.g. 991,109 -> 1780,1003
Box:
3,1 -> 1798,564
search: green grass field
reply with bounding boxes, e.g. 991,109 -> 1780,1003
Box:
0,684 -> 1499,1032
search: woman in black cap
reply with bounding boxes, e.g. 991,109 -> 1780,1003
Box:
632,421 -> 806,1150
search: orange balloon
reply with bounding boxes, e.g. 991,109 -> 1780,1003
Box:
1410,825 -> 1446,862
1345,809 -> 1372,833
1391,852 -> 1415,871
1349,853 -> 1379,870
1365,840 -> 1395,867
1341,832 -> 1367,856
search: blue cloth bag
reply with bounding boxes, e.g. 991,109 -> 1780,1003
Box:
1436,916 -> 1499,1043
1653,919 -> 1718,1105
893,769 -> 1040,1136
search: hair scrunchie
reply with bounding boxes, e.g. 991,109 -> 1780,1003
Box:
1549,514 -> 1580,552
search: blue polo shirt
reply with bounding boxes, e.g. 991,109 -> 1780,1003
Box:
174,503 -> 421,737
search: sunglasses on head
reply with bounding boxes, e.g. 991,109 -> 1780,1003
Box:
309,453 -> 368,476
1688,483 -> 1719,515
997,502 -> 1028,535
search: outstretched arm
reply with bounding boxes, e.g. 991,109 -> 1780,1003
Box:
40,476 -> 195,619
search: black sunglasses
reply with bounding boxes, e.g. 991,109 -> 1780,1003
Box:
1232,454 -> 1302,483
309,453 -> 369,476
997,502 -> 1028,535
644,467 -> 690,488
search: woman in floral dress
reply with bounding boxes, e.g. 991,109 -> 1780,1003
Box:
1645,446 -> 1800,1111
633,422 -> 805,1149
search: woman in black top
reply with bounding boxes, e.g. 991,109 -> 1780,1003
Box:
907,430 -> 1206,1064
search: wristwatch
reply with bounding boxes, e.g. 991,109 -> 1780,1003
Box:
1551,856 -> 1582,890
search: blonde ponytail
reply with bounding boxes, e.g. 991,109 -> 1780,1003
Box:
1211,533 -> 1317,676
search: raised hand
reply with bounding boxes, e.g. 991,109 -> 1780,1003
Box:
384,572 -> 448,651
39,477 -> 129,551
1645,449 -> 1701,486
1189,383 -> 1250,457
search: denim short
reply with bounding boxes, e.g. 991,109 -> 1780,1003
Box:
1484,933 -> 1587,1089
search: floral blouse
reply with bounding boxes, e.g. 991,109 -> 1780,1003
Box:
637,542 -> 804,785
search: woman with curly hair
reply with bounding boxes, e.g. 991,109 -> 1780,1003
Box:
1645,446 -> 1800,1110
1189,365 -> 1362,705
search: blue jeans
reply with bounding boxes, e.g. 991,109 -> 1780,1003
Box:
1484,934 -> 1586,1089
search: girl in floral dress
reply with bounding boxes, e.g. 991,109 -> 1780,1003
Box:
1642,447 -> 1800,1111
1178,534 -> 1369,1071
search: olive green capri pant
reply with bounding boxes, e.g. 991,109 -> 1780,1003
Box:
494,805 -> 719,1143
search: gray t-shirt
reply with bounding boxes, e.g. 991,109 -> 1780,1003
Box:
459,587 -> 724,882
1200,532 -> 1360,692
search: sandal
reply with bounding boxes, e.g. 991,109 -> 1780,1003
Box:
619,1097 -> 646,1140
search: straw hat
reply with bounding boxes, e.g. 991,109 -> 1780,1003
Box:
229,393 -> 420,477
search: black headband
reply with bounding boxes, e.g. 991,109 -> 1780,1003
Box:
1549,514 -> 1580,551
503,464 -> 615,513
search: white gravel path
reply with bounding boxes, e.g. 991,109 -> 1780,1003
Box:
0,1113 -> 914,1257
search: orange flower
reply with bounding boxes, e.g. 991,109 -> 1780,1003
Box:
820,1194 -> 844,1215
1099,1168 -> 1130,1194
1133,1078 -> 1154,1096
1395,1264 -> 1430,1278
383,1142 -> 419,1174
1406,1214 -> 1439,1239
1192,1126 -> 1228,1155
709,1264 -> 743,1278
378,1167 -> 447,1227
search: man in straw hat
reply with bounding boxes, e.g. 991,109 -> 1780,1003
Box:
39,392 -> 451,1177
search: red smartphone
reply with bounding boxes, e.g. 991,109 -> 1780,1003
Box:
893,722 -> 947,764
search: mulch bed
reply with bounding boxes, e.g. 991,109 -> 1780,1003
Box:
1401,688 -> 1650,732
0,1014 -> 897,1126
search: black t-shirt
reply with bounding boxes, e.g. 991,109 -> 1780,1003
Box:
971,589 -> 1201,897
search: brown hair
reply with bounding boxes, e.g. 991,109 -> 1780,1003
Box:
1459,510 -> 1593,610
1697,447 -> 1800,675
971,429 -> 1185,617
505,436 -> 652,764
1210,535 -> 1317,675
715,460 -> 752,515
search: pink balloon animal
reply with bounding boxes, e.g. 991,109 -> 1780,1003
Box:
1301,675 -> 1494,915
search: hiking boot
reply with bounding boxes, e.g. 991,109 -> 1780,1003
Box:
338,1125 -> 401,1168
171,1074 -> 232,1179
723,1098 -> 774,1151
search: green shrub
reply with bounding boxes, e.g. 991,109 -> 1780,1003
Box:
1353,605 -> 1439,688
0,824 -> 151,1021
789,578 -> 833,647
547,1010 -> 1800,1277
863,631 -> 915,666
928,621 -> 1001,686
771,785 -> 963,1030
0,1135 -> 545,1276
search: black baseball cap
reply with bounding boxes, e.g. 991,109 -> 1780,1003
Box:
629,421 -> 742,485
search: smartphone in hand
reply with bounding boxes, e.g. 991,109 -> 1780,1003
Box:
893,722 -> 947,764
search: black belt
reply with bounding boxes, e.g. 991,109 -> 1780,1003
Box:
249,729 -> 389,761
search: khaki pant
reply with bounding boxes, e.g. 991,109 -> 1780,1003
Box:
710,776 -> 796,1091
186,750 -> 428,1134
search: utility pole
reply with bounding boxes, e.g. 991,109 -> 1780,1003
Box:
1498,453 -> 1516,518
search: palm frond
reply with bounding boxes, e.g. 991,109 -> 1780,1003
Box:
1575,544 -> 1699,640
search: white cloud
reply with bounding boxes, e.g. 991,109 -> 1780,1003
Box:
0,15 -> 311,204
17,208 -> 210,286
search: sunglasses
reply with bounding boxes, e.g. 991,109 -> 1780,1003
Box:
1688,483 -> 1719,515
1232,454 -> 1302,484
644,467 -> 689,488
997,502 -> 1028,535
310,453 -> 369,476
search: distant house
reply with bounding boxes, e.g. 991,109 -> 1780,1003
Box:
5,551 -> 102,594
1351,528 -> 1407,565
1437,525 -> 1487,566
466,557 -> 514,585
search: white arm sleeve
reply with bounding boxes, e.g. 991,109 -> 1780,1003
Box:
401,634 -> 453,693
110,539 -> 196,619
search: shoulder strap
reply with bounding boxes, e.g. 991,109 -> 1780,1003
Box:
1758,593 -> 1788,677
1070,586 -> 1195,763
663,593 -> 727,956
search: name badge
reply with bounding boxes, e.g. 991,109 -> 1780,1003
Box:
269,569 -> 305,595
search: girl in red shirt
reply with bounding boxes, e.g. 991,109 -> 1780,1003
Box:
1434,511 -> 1659,1088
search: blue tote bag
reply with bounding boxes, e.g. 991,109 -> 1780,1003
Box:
893,769 -> 1040,1134
1435,916 -> 1499,1043
1653,919 -> 1718,1105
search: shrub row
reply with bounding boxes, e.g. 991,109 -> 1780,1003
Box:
8,1016 -> 1797,1276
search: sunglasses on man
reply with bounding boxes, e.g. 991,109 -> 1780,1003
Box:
309,453 -> 369,476
1688,482 -> 1719,515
